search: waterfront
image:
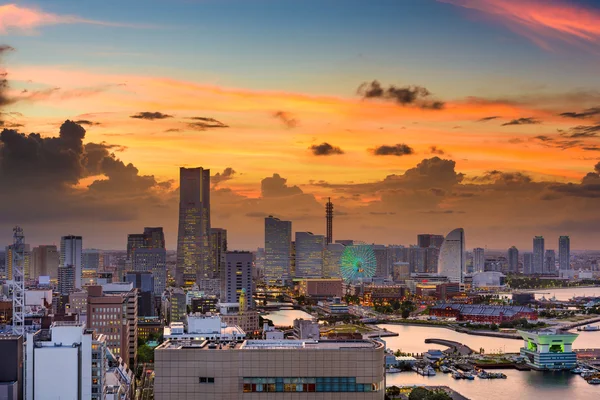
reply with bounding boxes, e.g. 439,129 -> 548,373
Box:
503,286 -> 600,301
263,308 -> 314,326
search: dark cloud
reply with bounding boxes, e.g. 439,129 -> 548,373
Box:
188,117 -> 229,130
470,170 -> 533,185
261,173 -> 303,197
477,116 -> 501,122
502,117 -> 541,126
273,111 -> 298,128
357,80 -> 445,110
372,144 -> 414,156
429,146 -> 445,155
559,124 -> 600,138
73,119 -> 100,126
212,167 -> 236,186
165,128 -> 180,132
533,135 -> 553,142
0,45 -> 15,107
559,107 -> 600,119
310,142 -> 344,156
130,112 -> 173,120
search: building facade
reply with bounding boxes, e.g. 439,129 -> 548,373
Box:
210,228 -> 227,280
222,252 -> 253,304
438,228 -> 466,283
294,232 -> 325,279
533,236 -> 545,274
519,330 -> 578,370
544,249 -> 556,274
264,216 -> 292,285
508,246 -> 519,273
31,245 -> 59,280
559,236 -> 570,271
473,248 -> 485,273
60,235 -> 83,290
523,252 -> 534,275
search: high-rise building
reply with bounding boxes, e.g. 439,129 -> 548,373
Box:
222,251 -> 253,304
143,227 -> 166,249
25,322 -> 107,400
523,252 -> 534,275
294,232 -> 325,278
323,243 -> 345,278
133,248 -> 167,295
508,246 -> 519,273
372,245 -> 389,278
126,271 -> 155,316
438,228 -> 466,283
425,246 -> 440,273
533,236 -> 545,274
177,167 -> 211,279
545,249 -> 556,273
82,249 -> 103,271
473,248 -> 485,273
58,265 -> 76,295
417,234 -> 444,249
60,235 -> 83,289
210,228 -> 227,279
0,335 -> 23,400
5,244 -> 31,280
126,233 -> 146,267
326,198 -> 333,244
559,236 -> 570,271
264,216 -> 292,285
31,245 -> 59,280
409,246 -> 427,273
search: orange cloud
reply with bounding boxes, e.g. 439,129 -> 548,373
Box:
0,3 -> 150,33
439,0 -> 600,51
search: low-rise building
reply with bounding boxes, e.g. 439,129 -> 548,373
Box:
318,297 -> 349,315
292,318 -> 320,340
519,330 -> 578,370
154,339 -> 385,399
429,303 -> 537,324
138,316 -> 163,341
163,313 -> 246,341
298,278 -> 343,299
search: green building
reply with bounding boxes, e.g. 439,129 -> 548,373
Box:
519,330 -> 578,370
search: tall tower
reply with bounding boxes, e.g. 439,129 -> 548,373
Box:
533,236 -> 545,274
11,226 -> 25,336
177,167 -> 211,278
264,216 -> 292,285
559,236 -> 570,271
326,198 -> 333,244
60,235 -> 83,289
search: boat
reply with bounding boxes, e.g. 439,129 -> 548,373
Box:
413,365 -> 436,376
588,378 -> 600,385
577,325 -> 600,332
440,365 -> 451,373
463,372 -> 475,380
452,372 -> 463,380
386,367 -> 401,373
571,368 -> 583,374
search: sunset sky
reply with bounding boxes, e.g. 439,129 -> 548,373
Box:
1,0 -> 600,250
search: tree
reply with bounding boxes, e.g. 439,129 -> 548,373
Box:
401,309 -> 411,319
137,344 -> 154,363
408,387 -> 431,400
490,323 -> 499,331
426,391 -> 452,400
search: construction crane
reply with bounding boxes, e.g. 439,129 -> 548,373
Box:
11,226 -> 25,336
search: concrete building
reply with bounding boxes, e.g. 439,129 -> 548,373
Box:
472,271 -> 506,288
409,246 -> 427,273
132,248 -> 166,296
264,216 -> 292,285
430,303 -> 537,323
210,228 -> 227,280
60,235 -> 83,290
391,262 -> 410,282
544,249 -> 556,274
67,291 -> 88,315
298,278 -> 343,299
523,252 -> 534,275
323,243 -> 344,278
473,248 -> 485,273
0,335 -> 23,400
4,244 -> 31,281
417,234 -> 445,249
292,318 -> 320,340
372,245 -> 389,278
58,265 -> 76,295
559,236 -> 570,271
218,302 -> 259,333
82,249 -> 103,271
166,288 -> 187,323
294,232 -> 325,278
438,228 -> 466,283
533,236 -> 545,274
31,245 -> 59,280
163,314 -> 245,341
508,246 -> 519,273
519,330 -> 578,370
25,322 -> 107,400
177,167 -> 211,278
222,251 -> 253,304
125,271 -> 155,316
154,339 -> 385,400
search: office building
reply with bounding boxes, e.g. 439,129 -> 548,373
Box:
473,248 -> 485,273
5,244 -> 31,281
559,236 -> 570,271
323,243 -> 344,278
60,235 -> 83,289
82,249 -> 103,271
57,265 -> 76,295
25,322 -> 107,400
87,285 -> 138,365
163,314 -> 246,342
409,246 -> 427,273
519,330 -> 578,370
298,278 -> 343,299
166,288 -> 187,323
126,271 -> 155,316
295,232 -> 325,278
191,296 -> 219,314
438,228 -> 466,283
523,252 -> 534,275
132,248 -> 166,295
218,301 -> 259,333
31,245 -> 59,281
210,228 -> 227,280
508,246 -> 519,273
126,233 -> 146,268
430,303 -> 536,323
417,234 -> 444,249
372,245 -> 389,278
154,339 -> 385,400
533,236 -> 545,274
222,251 -> 253,304
0,335 -> 23,400
143,227 -> 166,249
326,197 -> 333,244
545,249 -> 556,274
177,167 -> 211,278
264,216 -> 292,285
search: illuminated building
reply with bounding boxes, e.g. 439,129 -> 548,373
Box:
519,330 -> 578,370
438,228 -> 466,283
60,235 -> 83,289
295,232 -> 325,278
222,251 -> 253,304
264,216 -> 292,285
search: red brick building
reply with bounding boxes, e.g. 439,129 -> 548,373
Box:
430,303 -> 538,323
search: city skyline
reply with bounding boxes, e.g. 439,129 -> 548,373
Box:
1,1 -> 600,250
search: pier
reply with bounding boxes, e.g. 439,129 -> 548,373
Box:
424,338 -> 473,355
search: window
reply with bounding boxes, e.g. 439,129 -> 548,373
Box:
198,377 -> 214,384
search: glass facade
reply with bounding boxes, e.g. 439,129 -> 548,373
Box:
242,377 -> 381,393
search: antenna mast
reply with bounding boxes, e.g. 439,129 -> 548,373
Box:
11,226 -> 25,336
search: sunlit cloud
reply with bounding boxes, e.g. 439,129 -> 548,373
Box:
439,0 -> 600,51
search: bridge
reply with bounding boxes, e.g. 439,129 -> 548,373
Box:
424,338 -> 473,356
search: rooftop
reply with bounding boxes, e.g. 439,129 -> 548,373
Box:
157,339 -> 382,351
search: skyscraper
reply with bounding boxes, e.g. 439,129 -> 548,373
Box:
545,249 -> 556,273
31,245 -> 59,279
5,244 -> 31,280
210,228 -> 227,279
177,167 -> 211,278
82,249 -> 103,271
222,251 -> 253,304
60,235 -> 82,289
523,252 -> 534,275
264,216 -> 292,285
508,246 -> 519,273
295,232 -> 325,278
473,248 -> 485,273
326,198 -> 333,244
128,227 -> 167,295
417,234 -> 444,249
438,228 -> 466,283
373,245 -> 390,278
559,236 -> 570,271
143,227 -> 166,249
323,243 -> 345,278
58,265 -> 76,295
533,236 -> 545,274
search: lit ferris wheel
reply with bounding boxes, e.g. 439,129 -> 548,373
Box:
340,243 -> 377,282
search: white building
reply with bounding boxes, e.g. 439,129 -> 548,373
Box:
25,322 -> 107,400
438,228 -> 466,283
473,247 -> 485,273
61,235 -> 83,290
295,232 -> 325,278
163,313 -> 246,341
472,271 -> 506,288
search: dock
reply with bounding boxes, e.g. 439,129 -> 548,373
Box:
425,338 -> 473,355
